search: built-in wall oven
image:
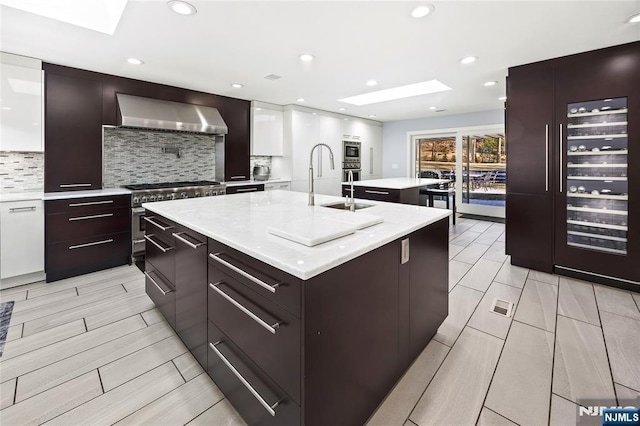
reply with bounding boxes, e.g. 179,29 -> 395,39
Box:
343,140 -> 361,181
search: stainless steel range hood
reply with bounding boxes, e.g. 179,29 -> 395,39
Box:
116,93 -> 228,135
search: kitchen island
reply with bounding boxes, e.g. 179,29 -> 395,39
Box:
142,190 -> 450,426
342,177 -> 450,205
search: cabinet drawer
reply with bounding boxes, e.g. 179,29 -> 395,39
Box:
145,233 -> 175,285
45,231 -> 130,282
143,214 -> 176,244
46,195 -> 130,214
145,265 -> 176,329
208,239 -> 301,317
207,321 -> 301,426
46,207 -> 129,243
208,269 -> 301,403
354,186 -> 399,202
226,184 -> 265,195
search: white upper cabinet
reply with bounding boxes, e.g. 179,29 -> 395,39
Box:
0,53 -> 44,152
251,102 -> 283,156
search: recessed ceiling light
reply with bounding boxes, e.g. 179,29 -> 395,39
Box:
626,12 -> 640,23
126,58 -> 144,65
338,107 -> 346,111
2,106 -> 12,110
484,81 -> 498,87
296,98 -> 305,103
368,114 -> 376,118
168,1 -> 197,16
230,83 -> 243,88
459,56 -> 478,65
411,4 -> 434,18
312,112 -> 317,115
338,80 -> 452,106
299,53 -> 315,62
366,80 -> 378,87
343,118 -> 349,121
499,96 -> 507,101
428,106 -> 437,110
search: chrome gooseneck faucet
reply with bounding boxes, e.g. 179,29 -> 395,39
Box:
308,143 -> 335,206
345,170 -> 355,212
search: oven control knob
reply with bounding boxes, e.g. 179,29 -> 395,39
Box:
156,194 -> 164,201
194,192 -> 201,197
141,195 -> 149,203
133,196 -> 141,204
148,195 -> 156,202
180,192 -> 188,199
166,193 -> 175,200
204,191 -> 212,196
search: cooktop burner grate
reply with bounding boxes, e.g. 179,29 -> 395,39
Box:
123,181 -> 222,190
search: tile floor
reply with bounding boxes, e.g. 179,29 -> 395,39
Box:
0,216 -> 638,425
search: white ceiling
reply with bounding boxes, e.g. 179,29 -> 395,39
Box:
1,0 -> 639,122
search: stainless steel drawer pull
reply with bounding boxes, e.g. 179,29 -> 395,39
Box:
9,206 -> 37,212
209,282 -> 281,334
365,190 -> 389,195
144,234 -> 174,252
143,216 -> 174,231
172,232 -> 205,249
60,183 -> 92,188
209,253 -> 278,293
145,271 -> 174,295
209,341 -> 279,417
69,238 -> 113,250
230,175 -> 247,180
68,200 -> 113,207
237,188 -> 258,192
69,213 -> 113,222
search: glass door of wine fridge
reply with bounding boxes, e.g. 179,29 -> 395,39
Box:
565,97 -> 628,255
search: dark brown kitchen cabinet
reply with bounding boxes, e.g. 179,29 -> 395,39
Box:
173,224 -> 208,369
45,195 -> 131,281
506,41 -> 640,288
505,64 -> 554,271
341,184 -> 420,205
43,63 -> 251,186
202,218 -> 448,426
44,71 -> 103,192
225,183 -> 265,195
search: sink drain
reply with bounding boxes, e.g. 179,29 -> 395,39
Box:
490,298 -> 514,317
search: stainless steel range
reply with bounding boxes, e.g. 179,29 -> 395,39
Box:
124,180 -> 226,260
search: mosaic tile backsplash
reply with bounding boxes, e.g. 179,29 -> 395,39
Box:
0,151 -> 44,193
103,128 -> 217,187
250,156 -> 272,171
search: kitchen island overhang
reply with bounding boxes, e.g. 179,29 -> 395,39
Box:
143,190 -> 450,426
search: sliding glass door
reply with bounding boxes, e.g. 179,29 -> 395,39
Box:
411,125 -> 506,218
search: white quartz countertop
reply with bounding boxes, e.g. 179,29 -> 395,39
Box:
0,192 -> 44,203
43,188 -> 132,200
225,178 -> 290,187
345,177 -> 450,189
143,190 -> 450,280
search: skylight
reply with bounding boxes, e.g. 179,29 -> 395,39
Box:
338,80 -> 452,106
0,0 -> 129,35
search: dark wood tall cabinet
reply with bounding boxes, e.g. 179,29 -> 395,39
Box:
44,72 -> 103,192
506,41 -> 640,288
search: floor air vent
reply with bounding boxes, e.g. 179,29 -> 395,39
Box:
490,298 -> 514,317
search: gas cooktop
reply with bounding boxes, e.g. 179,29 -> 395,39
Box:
124,180 -> 222,191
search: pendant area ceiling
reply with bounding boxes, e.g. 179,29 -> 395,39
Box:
1,0 -> 639,122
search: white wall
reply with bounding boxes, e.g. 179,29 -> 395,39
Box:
382,109 -> 505,177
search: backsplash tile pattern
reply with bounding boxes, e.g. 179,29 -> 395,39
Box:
103,128 -> 216,187
250,156 -> 272,169
0,151 -> 44,193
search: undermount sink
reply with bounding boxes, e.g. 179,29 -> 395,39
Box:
321,202 -> 374,211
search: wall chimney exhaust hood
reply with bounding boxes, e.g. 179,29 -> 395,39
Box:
116,93 -> 228,135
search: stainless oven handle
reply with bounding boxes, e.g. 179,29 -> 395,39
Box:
209,341 -> 279,417
209,252 -> 278,293
132,207 -> 146,214
209,282 -> 281,334
133,238 -> 145,244
143,216 -> 174,231
236,188 -> 258,193
144,234 -> 174,252
172,232 -> 205,249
